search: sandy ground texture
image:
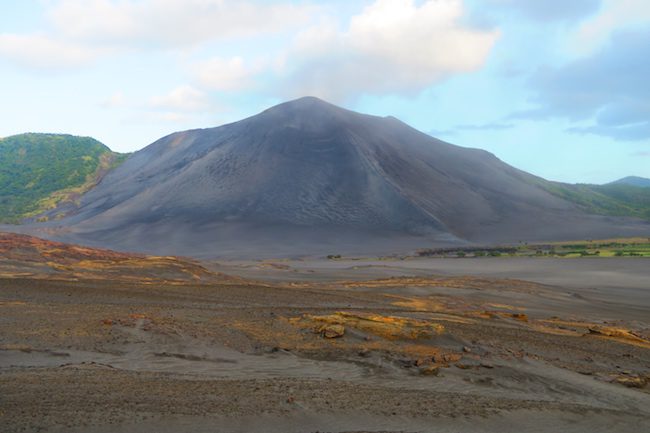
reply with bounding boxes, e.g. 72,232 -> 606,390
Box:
1,253 -> 649,432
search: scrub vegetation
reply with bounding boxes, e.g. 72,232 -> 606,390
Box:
417,238 -> 650,258
541,181 -> 650,221
0,133 -> 127,223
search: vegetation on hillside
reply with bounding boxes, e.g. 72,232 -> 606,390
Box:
0,133 -> 128,223
609,176 -> 650,188
542,182 -> 650,221
417,238 -> 650,258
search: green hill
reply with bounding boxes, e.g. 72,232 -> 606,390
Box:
541,181 -> 650,221
609,176 -> 650,188
0,133 -> 128,223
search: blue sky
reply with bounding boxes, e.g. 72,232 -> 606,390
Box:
1,0 -> 648,183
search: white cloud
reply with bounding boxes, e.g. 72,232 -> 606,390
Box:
573,0 -> 650,53
281,0 -> 499,101
350,0 -> 495,79
150,85 -> 209,112
104,85 -> 215,124
193,57 -> 260,92
0,0 -> 500,109
0,0 -> 317,71
514,28 -> 650,141
0,33 -> 99,69
48,0 -> 316,48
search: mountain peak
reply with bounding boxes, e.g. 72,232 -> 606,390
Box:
250,96 -> 362,132
36,99 -> 650,258
289,95 -> 329,104
262,96 -> 344,116
279,95 -> 333,107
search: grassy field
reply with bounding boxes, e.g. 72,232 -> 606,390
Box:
520,238 -> 650,258
416,237 -> 650,258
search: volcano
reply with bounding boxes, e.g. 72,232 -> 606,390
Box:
39,97 -> 649,257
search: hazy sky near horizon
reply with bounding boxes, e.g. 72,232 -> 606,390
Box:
1,0 -> 648,184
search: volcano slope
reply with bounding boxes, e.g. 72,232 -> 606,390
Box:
1,233 -> 649,433
30,96 -> 648,258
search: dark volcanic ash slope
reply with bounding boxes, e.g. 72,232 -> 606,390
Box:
48,97 -> 648,257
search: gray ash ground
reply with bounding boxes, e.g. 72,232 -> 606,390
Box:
1,257 -> 649,432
